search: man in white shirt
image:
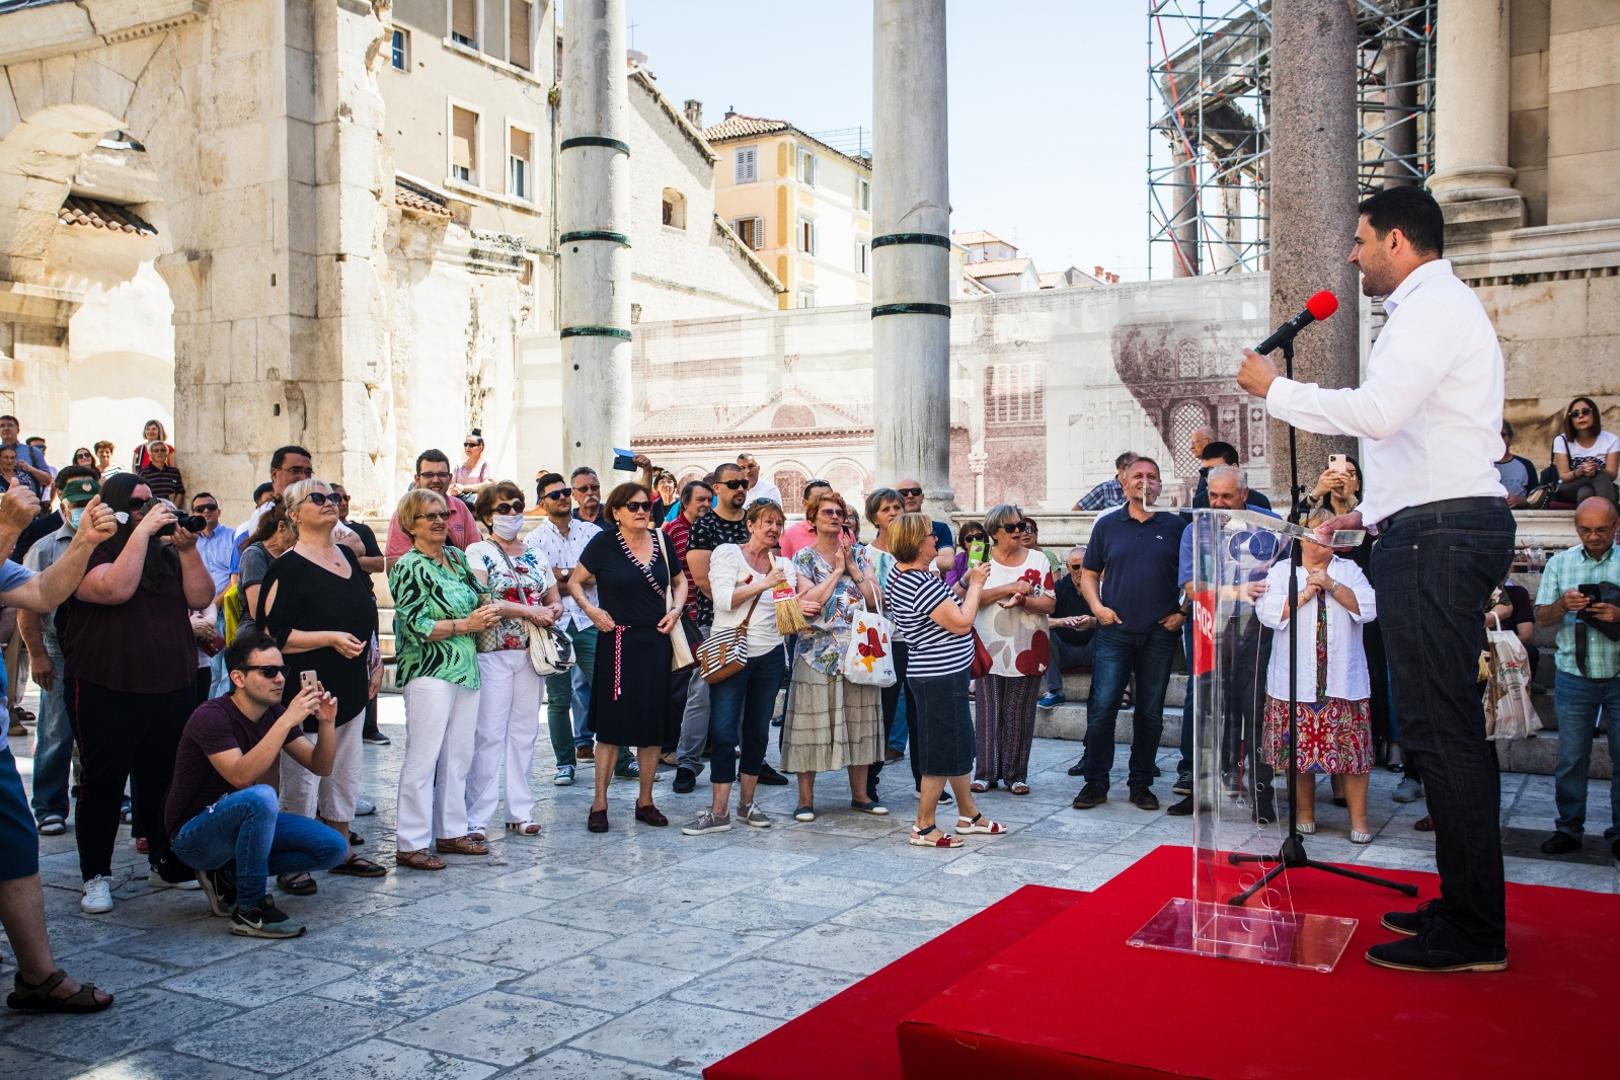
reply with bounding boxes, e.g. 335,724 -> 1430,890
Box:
737,453 -> 782,509
1238,185 -> 1514,975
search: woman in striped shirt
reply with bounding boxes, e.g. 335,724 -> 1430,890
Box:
883,513 -> 1006,849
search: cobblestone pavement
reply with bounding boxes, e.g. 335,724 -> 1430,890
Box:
5,696 -> 1616,1077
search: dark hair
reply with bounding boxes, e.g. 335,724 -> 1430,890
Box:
570,465 -> 598,482
247,496 -> 288,546
1200,441 -> 1239,465
1343,454 -> 1362,497
474,480 -> 525,524
415,449 -> 450,474
714,461 -> 743,480
1128,455 -> 1161,475
957,519 -> 987,548
604,481 -> 652,518
26,436 -> 43,446
191,491 -> 215,505
72,446 -> 94,462
467,428 -> 483,444
535,471 -> 566,499
52,464 -> 97,491
1500,419 -> 1515,441
1114,451 -> 1138,471
1024,517 -> 1039,534
252,481 -> 274,503
270,445 -> 311,470
1563,396 -> 1603,444
225,631 -> 279,673
680,478 -> 712,505
1356,185 -> 1444,257
802,479 -> 831,502
0,414 -> 16,424
97,472 -> 180,594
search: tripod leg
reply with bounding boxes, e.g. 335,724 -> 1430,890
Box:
1302,859 -> 1420,896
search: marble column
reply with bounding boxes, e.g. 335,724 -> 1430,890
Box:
1267,0 -> 1360,504
559,0 -> 632,479
872,0 -> 953,510
1170,142 -> 1201,277
1381,12 -> 1419,189
1430,0 -> 1519,205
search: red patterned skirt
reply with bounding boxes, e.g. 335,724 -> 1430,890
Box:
1261,696 -> 1372,775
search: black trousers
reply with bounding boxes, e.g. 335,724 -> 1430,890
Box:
869,642 -> 922,798
1374,504 -> 1515,947
67,678 -> 194,881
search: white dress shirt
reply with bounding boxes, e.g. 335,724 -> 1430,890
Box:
1265,259 -> 1506,526
1254,556 -> 1377,702
744,480 -> 783,509
524,517 -> 601,631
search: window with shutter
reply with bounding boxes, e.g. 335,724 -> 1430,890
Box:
797,148 -> 817,186
734,147 -> 757,184
451,0 -> 477,46
508,127 -> 532,199
855,239 -> 870,275
451,106 -> 478,184
390,29 -> 410,71
749,216 -> 764,249
509,0 -> 532,70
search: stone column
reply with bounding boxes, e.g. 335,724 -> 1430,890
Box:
1430,0 -> 1524,228
872,0 -> 952,509
559,0 -> 632,479
1381,11 -> 1418,189
1267,0 -> 1360,504
1169,142 -> 1201,277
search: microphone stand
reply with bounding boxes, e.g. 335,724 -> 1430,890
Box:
1227,338 -> 1417,906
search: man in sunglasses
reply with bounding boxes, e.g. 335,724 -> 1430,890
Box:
385,449 -> 480,559
166,632 -> 348,939
895,477 -> 956,571
189,491 -> 240,697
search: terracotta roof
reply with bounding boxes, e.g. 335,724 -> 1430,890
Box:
962,257 -> 1032,278
57,196 -> 157,235
702,114 -> 792,142
395,177 -> 451,217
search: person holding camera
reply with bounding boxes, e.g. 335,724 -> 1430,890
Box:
1533,497 -> 1620,860
63,473 -> 217,913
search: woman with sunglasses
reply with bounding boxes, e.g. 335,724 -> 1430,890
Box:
464,481 -> 564,839
390,489 -> 502,870
970,505 -> 1055,796
63,473 -> 217,913
1553,396 -> 1619,507
257,479 -> 385,888
452,429 -> 491,501
567,482 -> 685,832
944,520 -> 989,589
71,447 -> 95,470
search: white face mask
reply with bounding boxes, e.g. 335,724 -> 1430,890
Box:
491,513 -> 524,540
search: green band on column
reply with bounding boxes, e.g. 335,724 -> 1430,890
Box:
560,230 -> 632,247
871,303 -> 952,319
871,232 -> 952,250
560,136 -> 630,155
560,326 -> 632,340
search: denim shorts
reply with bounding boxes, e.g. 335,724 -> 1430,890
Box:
908,670 -> 975,778
0,747 -> 39,881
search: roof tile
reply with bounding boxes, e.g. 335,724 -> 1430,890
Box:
57,196 -> 157,236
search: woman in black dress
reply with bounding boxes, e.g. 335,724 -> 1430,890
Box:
258,478 -> 385,886
566,482 -> 687,833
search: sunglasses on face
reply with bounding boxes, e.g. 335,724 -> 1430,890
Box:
418,471 -> 451,481
718,479 -> 748,490
621,500 -> 652,514
333,492 -> 351,502
304,491 -> 336,507
415,511 -> 450,523
1570,407 -> 1594,417
245,665 -> 287,679
1068,564 -> 1085,572
464,442 -> 482,449
193,503 -> 219,513
817,508 -> 844,519
493,500 -> 525,514
542,489 -> 571,501
897,487 -> 923,498
999,521 -> 1029,533
574,484 -> 600,494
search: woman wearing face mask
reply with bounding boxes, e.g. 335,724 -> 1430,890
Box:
63,473 -> 216,914
464,481 -> 564,838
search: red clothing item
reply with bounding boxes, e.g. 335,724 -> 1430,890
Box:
662,514 -> 700,622
779,519 -> 816,560
385,494 -> 480,559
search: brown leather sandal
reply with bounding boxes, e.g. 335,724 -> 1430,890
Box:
7,970 -> 113,1013
434,835 -> 489,856
395,849 -> 446,871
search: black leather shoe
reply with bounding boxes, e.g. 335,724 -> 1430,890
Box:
1381,898 -> 1442,938
756,763 -> 790,786
1365,920 -> 1507,973
1128,787 -> 1159,811
1071,782 -> 1108,810
1165,795 -> 1193,816
1066,756 -> 1088,777
1254,797 -> 1277,827
672,767 -> 696,794
1540,831 -> 1581,855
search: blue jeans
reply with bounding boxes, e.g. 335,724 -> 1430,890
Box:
1083,624 -> 1179,791
1552,669 -> 1620,841
1044,633 -> 1094,695
545,625 -> 598,758
1375,503 -> 1514,946
169,785 -> 347,907
29,645 -> 72,824
707,646 -> 786,785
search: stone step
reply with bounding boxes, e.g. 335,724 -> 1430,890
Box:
1059,670 -> 1188,709
1031,701 -> 1607,779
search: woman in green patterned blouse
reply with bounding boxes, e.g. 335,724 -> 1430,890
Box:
388,489 -> 501,871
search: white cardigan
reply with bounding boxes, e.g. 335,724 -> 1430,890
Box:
1254,556 -> 1377,702
709,543 -> 799,656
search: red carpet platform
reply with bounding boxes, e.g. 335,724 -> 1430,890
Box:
897,844 -> 1620,1078
704,883 -> 1088,1080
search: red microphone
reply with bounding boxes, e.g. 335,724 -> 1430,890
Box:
1254,290 -> 1338,355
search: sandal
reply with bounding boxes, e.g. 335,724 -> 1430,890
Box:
505,821 -> 542,836
909,824 -> 964,849
956,813 -> 1007,835
277,871 -> 317,895
970,781 -> 993,794
348,830 -> 364,847
395,849 -> 446,871
435,835 -> 488,856
1296,821 -> 1317,835
1008,782 -> 1031,796
329,854 -> 387,877
6,969 -> 113,1014
466,831 -> 487,843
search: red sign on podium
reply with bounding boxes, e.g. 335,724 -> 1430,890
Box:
1190,589 -> 1215,677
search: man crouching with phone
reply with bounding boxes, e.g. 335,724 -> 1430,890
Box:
164,632 -> 348,938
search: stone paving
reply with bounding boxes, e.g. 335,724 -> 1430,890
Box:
4,696 -> 1616,1078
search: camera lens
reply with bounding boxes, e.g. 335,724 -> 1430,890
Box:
183,514 -> 207,533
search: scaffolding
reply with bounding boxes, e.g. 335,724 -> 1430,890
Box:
1147,0 -> 1436,278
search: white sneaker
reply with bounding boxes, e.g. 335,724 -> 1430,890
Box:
81,875 -> 114,914
149,868 -> 201,890
354,797 -> 377,817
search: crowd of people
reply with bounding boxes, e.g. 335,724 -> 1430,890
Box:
0,370 -> 1616,1011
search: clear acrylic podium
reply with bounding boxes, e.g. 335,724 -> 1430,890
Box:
1127,509 -> 1357,972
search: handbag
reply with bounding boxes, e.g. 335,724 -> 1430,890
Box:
660,538 -> 695,672
1483,613 -> 1540,740
478,544 -> 573,676
970,628 -> 993,679
696,593 -> 763,685
843,597 -> 897,688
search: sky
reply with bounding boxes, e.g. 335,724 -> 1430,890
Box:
622,1 -> 1160,281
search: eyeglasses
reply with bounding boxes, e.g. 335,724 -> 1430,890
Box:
280,464 -> 314,478
621,500 -> 652,514
464,442 -> 482,449
334,493 -> 351,502
193,503 -> 219,513
718,479 -> 748,490
244,665 -> 287,679
542,489 -> 571,501
304,491 -> 336,507
1569,407 -> 1594,417
493,500 -> 525,514
418,471 -> 451,481
896,487 -> 923,498
817,508 -> 844,519
1067,564 -> 1085,572
415,511 -> 450,523
574,484 -> 600,494
999,521 -> 1029,533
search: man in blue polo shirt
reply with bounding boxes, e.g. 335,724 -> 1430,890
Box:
1072,456 -> 1186,811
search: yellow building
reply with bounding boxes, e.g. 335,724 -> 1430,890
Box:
702,110 -> 874,309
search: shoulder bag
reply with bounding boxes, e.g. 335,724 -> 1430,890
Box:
659,537 -> 697,672
479,544 -> 574,676
696,591 -> 763,685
